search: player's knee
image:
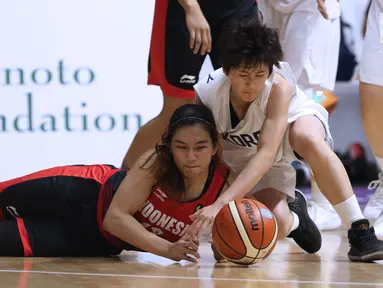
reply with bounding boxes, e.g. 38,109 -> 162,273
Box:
289,128 -> 324,160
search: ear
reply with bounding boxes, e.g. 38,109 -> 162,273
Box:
212,146 -> 218,156
222,66 -> 228,75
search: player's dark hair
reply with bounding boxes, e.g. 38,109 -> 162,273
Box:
142,104 -> 222,200
219,12 -> 283,75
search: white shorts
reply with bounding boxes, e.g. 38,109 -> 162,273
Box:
258,0 -> 341,91
359,0 -> 383,86
247,160 -> 297,202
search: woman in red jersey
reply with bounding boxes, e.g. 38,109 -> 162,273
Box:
0,104 -> 232,262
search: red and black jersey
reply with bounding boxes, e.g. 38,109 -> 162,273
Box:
98,161 -> 230,249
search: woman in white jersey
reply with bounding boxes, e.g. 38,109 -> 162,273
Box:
189,14 -> 383,262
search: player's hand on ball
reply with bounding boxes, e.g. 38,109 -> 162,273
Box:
208,236 -> 227,263
188,203 -> 222,237
184,3 -> 211,55
167,235 -> 200,262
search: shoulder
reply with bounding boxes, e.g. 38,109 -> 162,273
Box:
194,68 -> 229,108
269,73 -> 293,107
194,68 -> 228,96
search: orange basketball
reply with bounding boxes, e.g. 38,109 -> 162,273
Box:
212,199 -> 278,265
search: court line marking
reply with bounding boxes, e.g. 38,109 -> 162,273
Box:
0,269 -> 381,286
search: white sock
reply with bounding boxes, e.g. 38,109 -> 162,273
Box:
375,156 -> 383,173
310,174 -> 332,206
289,211 -> 300,233
333,195 -> 364,227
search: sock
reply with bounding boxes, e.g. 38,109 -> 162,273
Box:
288,211 -> 300,233
310,173 -> 332,206
375,156 -> 383,173
333,195 -> 364,227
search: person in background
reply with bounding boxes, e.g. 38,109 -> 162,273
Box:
257,0 -> 342,230
121,0 -> 257,169
358,0 -> 383,238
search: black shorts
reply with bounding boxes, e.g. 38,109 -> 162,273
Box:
0,165 -> 122,257
147,0 -> 258,99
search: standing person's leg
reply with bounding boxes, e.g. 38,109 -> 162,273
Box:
261,0 -> 342,230
288,113 -> 383,262
358,0 -> 383,237
122,0 -> 206,169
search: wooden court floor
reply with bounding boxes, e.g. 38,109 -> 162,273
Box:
0,230 -> 382,288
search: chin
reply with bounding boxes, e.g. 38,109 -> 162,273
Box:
241,93 -> 257,102
182,168 -> 202,178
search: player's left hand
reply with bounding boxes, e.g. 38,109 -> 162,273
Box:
187,203 -> 222,237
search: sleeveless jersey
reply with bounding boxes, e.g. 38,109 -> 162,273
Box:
97,162 -> 229,249
194,62 -> 329,174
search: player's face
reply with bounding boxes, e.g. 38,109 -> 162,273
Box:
170,124 -> 216,178
227,63 -> 269,103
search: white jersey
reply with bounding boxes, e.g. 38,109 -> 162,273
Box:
194,62 -> 331,174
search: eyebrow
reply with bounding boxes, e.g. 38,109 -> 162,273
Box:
174,140 -> 209,144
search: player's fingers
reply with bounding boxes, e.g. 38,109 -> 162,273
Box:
188,219 -> 204,237
189,30 -> 196,49
198,220 -> 211,236
186,241 -> 199,252
189,209 -> 202,220
183,248 -> 200,260
193,235 -> 200,246
206,28 -> 212,53
183,254 -> 198,263
193,31 -> 202,54
200,29 -> 209,55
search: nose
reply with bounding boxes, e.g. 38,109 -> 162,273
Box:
186,149 -> 197,162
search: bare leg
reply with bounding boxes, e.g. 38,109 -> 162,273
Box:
360,82 -> 383,232
122,94 -> 195,169
360,82 -> 383,160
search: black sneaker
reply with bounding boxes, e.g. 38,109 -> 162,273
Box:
348,219 -> 383,262
287,189 -> 322,253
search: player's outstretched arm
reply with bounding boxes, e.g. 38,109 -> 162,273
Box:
214,75 -> 293,207
104,150 -> 199,262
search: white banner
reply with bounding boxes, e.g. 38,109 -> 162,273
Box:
0,0 -> 164,180
0,0 -> 370,181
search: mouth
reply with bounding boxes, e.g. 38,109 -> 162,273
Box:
185,166 -> 199,169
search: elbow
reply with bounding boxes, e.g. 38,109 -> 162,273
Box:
103,210 -> 120,235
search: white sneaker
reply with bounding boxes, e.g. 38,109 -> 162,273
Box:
373,210 -> 383,240
307,201 -> 342,231
363,173 -> 383,220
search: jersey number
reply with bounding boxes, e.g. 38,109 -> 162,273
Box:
142,222 -> 164,236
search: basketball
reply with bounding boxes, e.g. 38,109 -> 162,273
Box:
212,199 -> 278,265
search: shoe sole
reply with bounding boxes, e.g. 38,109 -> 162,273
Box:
348,251 -> 383,262
293,189 -> 322,253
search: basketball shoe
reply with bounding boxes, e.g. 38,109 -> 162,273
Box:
363,173 -> 383,220
287,189 -> 322,253
348,219 -> 383,262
